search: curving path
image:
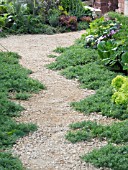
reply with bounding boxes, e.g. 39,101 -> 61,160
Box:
0,32 -> 111,170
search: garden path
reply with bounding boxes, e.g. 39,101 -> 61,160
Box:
1,32 -> 111,170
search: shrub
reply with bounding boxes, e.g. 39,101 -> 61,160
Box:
77,21 -> 89,30
79,16 -> 92,22
60,0 -> 92,18
48,10 -> 60,27
59,15 -> 77,31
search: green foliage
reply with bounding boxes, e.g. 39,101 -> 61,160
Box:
77,21 -> 89,30
0,52 -> 45,93
0,0 -> 60,34
61,62 -> 117,90
0,96 -> 24,117
60,0 -> 92,18
48,12 -> 128,170
98,39 -> 118,60
82,144 -> 128,170
59,15 -> 78,31
108,12 -> 128,42
0,51 -> 45,168
0,0 -> 92,35
79,12 -> 128,73
66,120 -> 128,144
47,46 -> 98,70
111,75 -> 128,105
5,14 -> 57,34
53,46 -> 69,53
48,54 -> 58,58
39,0 -> 59,16
83,16 -> 120,47
98,40 -> 128,72
72,86 -> 128,120
47,8 -> 60,27
0,152 -> 25,170
42,24 -> 57,34
15,92 -> 31,100
0,115 -> 37,149
0,4 -> 7,14
0,15 -> 6,27
111,75 -> 127,91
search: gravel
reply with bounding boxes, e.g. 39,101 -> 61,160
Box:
1,31 -> 112,170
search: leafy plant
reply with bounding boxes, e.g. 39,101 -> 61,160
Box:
108,12 -> 128,43
111,75 -> 128,106
81,15 -> 120,49
59,15 -> 78,31
98,40 -> 128,72
47,8 -> 60,27
72,85 -> 128,120
60,0 -> 92,18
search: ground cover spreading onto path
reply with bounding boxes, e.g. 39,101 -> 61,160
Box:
0,32 -> 114,170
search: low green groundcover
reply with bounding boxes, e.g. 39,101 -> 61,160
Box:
0,152 -> 25,170
82,144 -> 128,170
0,51 -> 45,169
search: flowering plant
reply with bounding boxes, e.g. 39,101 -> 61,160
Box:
85,17 -> 120,48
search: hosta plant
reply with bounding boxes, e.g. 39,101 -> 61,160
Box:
97,40 -> 128,73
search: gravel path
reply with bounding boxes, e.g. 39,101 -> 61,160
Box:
0,32 -> 112,170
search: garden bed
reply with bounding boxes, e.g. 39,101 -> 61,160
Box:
47,12 -> 128,170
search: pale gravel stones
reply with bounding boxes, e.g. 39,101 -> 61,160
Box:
1,32 -> 112,170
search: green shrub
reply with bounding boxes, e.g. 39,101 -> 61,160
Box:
77,21 -> 89,30
60,0 -> 91,18
108,12 -> 128,42
47,8 -> 60,27
48,13 -> 60,27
